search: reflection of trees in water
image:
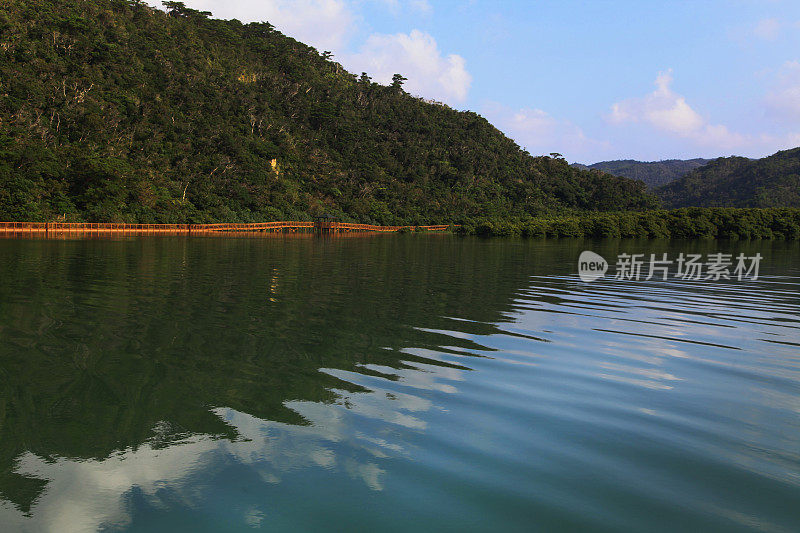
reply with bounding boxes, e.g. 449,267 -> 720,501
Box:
1,361 -> 463,531
0,237 -> 535,518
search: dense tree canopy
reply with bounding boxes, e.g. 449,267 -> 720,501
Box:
572,159 -> 712,189
0,0 -> 657,224
457,207 -> 800,240
657,148 -> 800,208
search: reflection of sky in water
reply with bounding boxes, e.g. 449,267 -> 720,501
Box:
1,239 -> 799,532
513,276 -> 800,392
0,362 -> 463,532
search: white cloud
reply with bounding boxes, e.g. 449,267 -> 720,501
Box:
343,30 -> 472,104
483,103 -> 610,160
753,17 -> 782,40
151,1 -> 469,104
766,60 -> 800,122
155,0 -> 358,51
373,0 -> 432,15
608,70 -> 746,150
409,0 -> 432,14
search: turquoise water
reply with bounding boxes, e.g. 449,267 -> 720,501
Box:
0,236 -> 798,532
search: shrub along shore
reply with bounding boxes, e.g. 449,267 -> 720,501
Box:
2,208 -> 798,240
455,208 -> 800,239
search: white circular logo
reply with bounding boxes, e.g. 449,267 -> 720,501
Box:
578,251 -> 608,282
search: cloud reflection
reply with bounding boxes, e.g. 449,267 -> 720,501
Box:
0,362 -> 464,532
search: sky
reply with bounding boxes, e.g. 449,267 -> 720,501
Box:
148,0 -> 800,164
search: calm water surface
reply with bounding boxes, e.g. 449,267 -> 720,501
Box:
0,236 -> 798,532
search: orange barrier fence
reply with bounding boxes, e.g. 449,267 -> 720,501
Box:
0,221 -> 455,236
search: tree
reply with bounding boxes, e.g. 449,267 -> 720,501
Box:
391,74 -> 407,90
162,1 -> 211,18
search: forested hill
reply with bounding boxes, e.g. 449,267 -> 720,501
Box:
0,0 -> 656,224
657,148 -> 800,208
572,159 -> 712,189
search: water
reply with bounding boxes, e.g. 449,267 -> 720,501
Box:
0,236 -> 798,532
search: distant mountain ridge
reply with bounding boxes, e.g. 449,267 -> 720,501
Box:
572,159 -> 712,189
656,148 -> 800,208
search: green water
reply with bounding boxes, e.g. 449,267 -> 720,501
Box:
0,236 -> 798,532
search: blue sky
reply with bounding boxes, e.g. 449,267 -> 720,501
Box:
157,1 -> 800,163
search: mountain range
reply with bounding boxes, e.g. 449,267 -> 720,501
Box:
657,148 -> 800,208
0,0 -> 655,224
1,0 -> 797,224
577,150 -> 799,209
572,159 -> 712,189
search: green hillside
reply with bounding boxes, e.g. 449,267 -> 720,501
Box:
573,159 -> 712,189
657,148 -> 800,208
0,0 -> 656,224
